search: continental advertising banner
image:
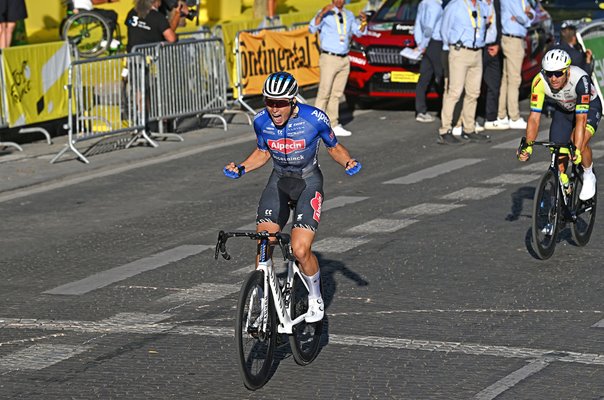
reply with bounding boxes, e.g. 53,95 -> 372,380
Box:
1,41 -> 70,127
238,27 -> 320,96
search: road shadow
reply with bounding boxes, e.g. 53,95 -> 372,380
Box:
506,186 -> 535,222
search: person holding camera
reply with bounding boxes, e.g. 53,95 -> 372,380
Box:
125,0 -> 189,51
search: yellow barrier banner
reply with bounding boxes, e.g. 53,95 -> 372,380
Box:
238,27 -> 320,96
2,41 -> 70,127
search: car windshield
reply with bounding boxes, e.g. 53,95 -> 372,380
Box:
373,0 -> 420,23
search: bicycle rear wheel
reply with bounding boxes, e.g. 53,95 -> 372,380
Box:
289,274 -> 323,366
571,174 -> 597,246
532,170 -> 560,260
62,11 -> 110,58
235,270 -> 276,390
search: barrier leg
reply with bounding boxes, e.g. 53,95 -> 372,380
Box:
201,114 -> 227,131
0,142 -> 23,151
19,127 -> 53,145
223,109 -> 253,125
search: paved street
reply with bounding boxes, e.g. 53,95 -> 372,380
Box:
0,100 -> 603,399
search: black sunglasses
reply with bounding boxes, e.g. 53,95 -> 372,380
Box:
265,98 -> 291,108
544,68 -> 567,78
338,12 -> 343,24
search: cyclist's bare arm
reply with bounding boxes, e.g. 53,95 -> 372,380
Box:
572,113 -> 589,151
525,111 -> 541,143
225,149 -> 271,174
326,143 -> 357,170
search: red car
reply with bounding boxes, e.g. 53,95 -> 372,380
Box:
345,0 -> 554,107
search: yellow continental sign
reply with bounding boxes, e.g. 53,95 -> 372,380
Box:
1,41 -> 70,127
238,27 -> 320,96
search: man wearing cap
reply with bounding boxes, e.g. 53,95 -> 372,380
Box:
556,21 -> 593,75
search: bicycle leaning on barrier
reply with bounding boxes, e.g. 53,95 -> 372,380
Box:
518,138 -> 597,259
60,0 -> 123,58
219,71 -> 362,389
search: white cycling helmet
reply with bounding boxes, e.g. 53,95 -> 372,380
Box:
542,48 -> 571,72
262,72 -> 299,100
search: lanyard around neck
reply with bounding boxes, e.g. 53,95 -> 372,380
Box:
463,0 -> 481,29
335,10 -> 347,37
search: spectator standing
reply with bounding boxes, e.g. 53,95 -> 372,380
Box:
496,0 -> 534,130
414,0 -> 444,123
0,0 -> 27,49
73,0 -> 121,50
438,0 -> 491,144
309,0 -> 367,137
482,0 -> 504,130
555,21 -> 593,75
125,0 -> 187,52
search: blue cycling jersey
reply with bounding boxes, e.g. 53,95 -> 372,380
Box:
254,103 -> 339,176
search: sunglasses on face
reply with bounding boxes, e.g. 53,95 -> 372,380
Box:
544,68 -> 567,78
265,98 -> 291,108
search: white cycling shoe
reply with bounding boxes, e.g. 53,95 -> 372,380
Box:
580,173 -> 597,201
305,297 -> 324,323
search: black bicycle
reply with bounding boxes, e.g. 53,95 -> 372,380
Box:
520,138 -> 597,259
215,230 -> 323,390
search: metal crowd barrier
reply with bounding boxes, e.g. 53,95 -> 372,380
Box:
234,25 -> 289,113
51,52 -> 155,164
132,38 -> 248,139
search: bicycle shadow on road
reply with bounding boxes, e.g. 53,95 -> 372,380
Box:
268,252 -> 369,377
505,186 -> 535,222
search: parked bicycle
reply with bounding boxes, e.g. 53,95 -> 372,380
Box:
215,229 -> 323,390
519,138 -> 597,259
60,0 -> 122,58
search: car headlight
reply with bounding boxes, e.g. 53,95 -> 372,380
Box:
350,39 -> 366,53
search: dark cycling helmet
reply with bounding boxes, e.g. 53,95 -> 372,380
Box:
262,71 -> 299,100
542,48 -> 571,72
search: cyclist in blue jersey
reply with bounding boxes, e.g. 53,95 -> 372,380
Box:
224,72 -> 362,323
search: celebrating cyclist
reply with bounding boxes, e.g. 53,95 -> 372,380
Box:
518,48 -> 601,201
223,72 -> 361,323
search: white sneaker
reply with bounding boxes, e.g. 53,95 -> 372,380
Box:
475,122 -> 485,132
305,297 -> 324,323
509,117 -> 528,130
332,124 -> 352,137
579,172 -> 597,201
484,119 -> 510,130
110,39 -> 121,50
452,125 -> 462,136
541,223 -> 554,236
416,112 -> 435,123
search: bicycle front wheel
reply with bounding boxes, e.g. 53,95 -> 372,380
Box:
532,170 -> 560,260
571,174 -> 597,246
62,11 -> 110,58
288,274 -> 323,366
235,270 -> 276,390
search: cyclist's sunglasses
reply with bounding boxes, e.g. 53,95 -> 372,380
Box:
265,98 -> 291,108
544,68 -> 568,78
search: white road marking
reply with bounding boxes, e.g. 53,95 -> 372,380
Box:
517,162 -> 549,172
44,245 -> 211,295
473,359 -> 550,400
0,344 -> 92,372
346,218 -> 417,234
383,159 -> 483,185
592,149 -> 604,159
591,318 -> 604,328
312,237 -> 371,253
395,203 -> 465,216
157,283 -> 241,303
440,187 -> 506,201
0,333 -> 66,347
236,195 -> 368,230
491,129 -> 549,149
481,174 -> 540,185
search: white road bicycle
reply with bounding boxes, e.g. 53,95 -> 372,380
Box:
215,230 -> 323,390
